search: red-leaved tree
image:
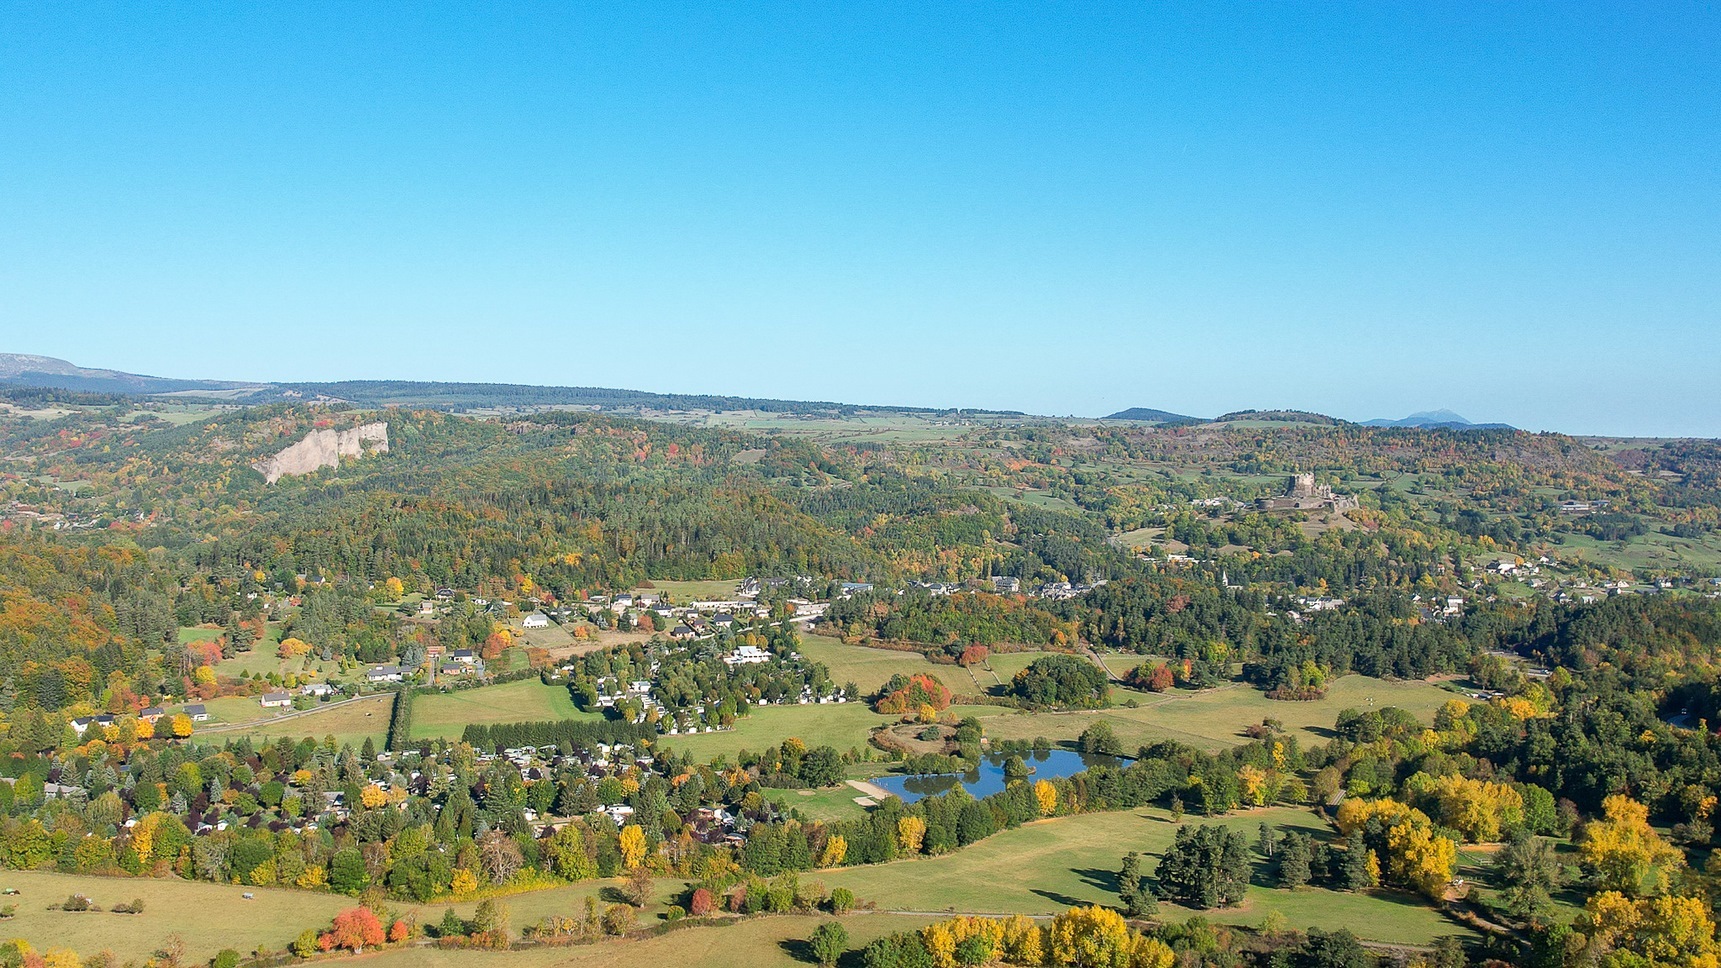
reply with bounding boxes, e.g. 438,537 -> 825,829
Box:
321,907 -> 386,953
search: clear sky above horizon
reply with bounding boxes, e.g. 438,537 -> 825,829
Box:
2,4 -> 1717,436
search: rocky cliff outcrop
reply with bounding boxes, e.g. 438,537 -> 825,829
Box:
253,422 -> 389,484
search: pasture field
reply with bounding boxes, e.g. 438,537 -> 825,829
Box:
181,624 -> 358,687
1554,529 -> 1721,574
823,806 -> 1470,945
1,870 -> 700,965
981,486 -> 1082,512
361,913 -> 938,968
0,870 -> 355,963
797,635 -> 940,694
797,635 -> 1045,695
972,650 -> 1053,687
960,675 -> 1452,753
195,694 -> 280,727
176,627 -> 222,645
679,410 -> 988,446
661,703 -> 891,760
412,679 -> 597,740
236,693 -> 393,748
516,621 -> 581,652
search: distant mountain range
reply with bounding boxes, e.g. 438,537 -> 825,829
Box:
0,353 -> 1520,431
1361,409 -> 1514,430
0,353 -> 260,395
0,353 -> 1022,417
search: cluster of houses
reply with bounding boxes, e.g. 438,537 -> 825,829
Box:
70,702 -> 208,736
481,742 -> 744,844
841,574 -> 1095,601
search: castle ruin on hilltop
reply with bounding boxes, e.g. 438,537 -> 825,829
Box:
1257,473 -> 1358,512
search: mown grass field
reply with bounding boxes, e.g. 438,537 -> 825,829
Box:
660,703 -> 891,760
973,650 -> 1054,687
823,806 -> 1470,945
2,870 -> 703,964
412,679 -> 597,740
665,655 -> 1449,760
773,781 -> 878,823
953,674 -> 1454,753
0,870 -> 355,963
362,913 -> 939,968
798,636 -> 940,694
234,693 -> 393,748
797,635 -> 1045,696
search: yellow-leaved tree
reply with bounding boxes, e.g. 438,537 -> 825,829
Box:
619,824 -> 647,870
1578,891 -> 1721,966
897,815 -> 927,854
450,868 -> 479,897
1046,906 -> 1132,967
1580,794 -> 1683,895
1034,779 -> 1058,817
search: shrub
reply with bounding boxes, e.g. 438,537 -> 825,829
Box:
689,888 -> 716,917
213,949 -> 241,968
602,903 -> 635,936
828,887 -> 855,913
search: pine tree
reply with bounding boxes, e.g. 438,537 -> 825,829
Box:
1277,832 -> 1312,888
1341,830 -> 1373,891
1118,851 -> 1157,917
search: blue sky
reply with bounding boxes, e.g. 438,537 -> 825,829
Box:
2,3 -> 1717,435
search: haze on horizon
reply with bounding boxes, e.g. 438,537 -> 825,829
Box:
1,4 -> 1717,437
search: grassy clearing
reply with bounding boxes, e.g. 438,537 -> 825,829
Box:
412,679 -> 597,740
975,650 -> 1053,686
798,636 -> 940,694
196,695 -> 280,727
961,675 -> 1452,753
661,704 -> 891,760
0,870 -> 708,964
773,782 -> 877,823
362,913 -> 938,968
236,693 -> 393,748
797,635 -> 1042,695
0,870 -> 353,963
823,806 -> 1469,945
1555,529 -> 1721,573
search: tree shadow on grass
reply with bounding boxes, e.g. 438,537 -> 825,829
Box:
1071,866 -> 1119,894
1031,888 -> 1089,907
779,936 -> 866,967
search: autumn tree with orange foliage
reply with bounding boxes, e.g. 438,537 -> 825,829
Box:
875,673 -> 953,715
319,908 -> 386,953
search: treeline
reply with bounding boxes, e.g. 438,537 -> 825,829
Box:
458,719 -> 657,752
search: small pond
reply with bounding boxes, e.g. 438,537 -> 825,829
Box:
871,748 -> 1125,803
